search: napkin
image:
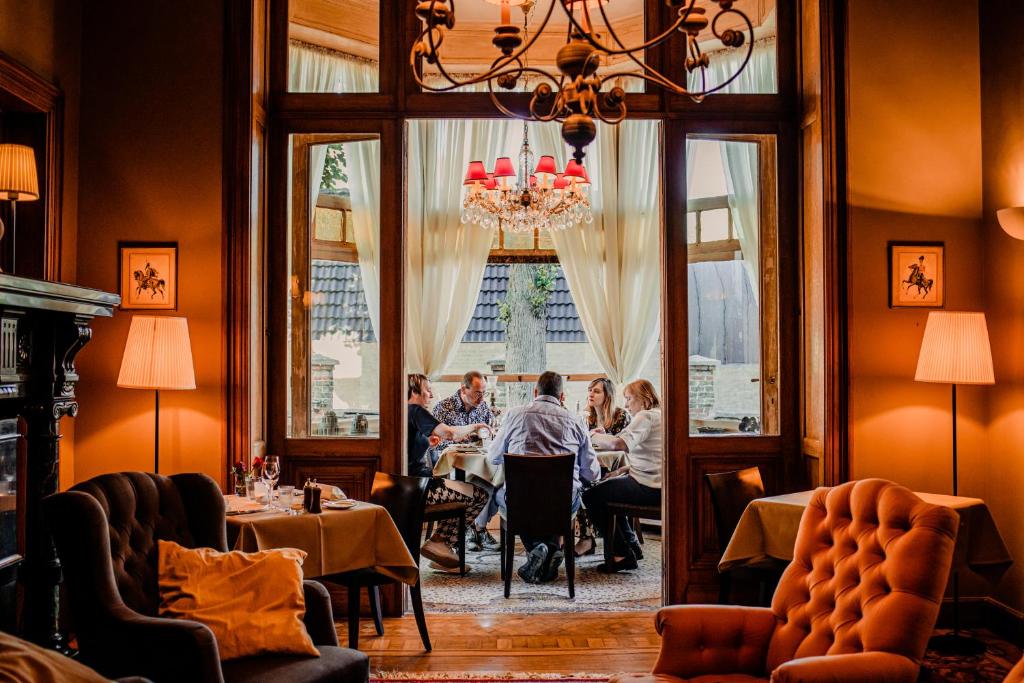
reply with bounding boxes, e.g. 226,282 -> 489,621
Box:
313,483 -> 346,500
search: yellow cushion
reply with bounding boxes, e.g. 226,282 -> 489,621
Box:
0,630 -> 111,682
157,540 -> 319,661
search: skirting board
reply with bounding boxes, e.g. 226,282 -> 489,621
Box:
936,597 -> 1024,647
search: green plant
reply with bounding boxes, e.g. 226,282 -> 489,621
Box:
496,264 -> 558,326
320,143 -> 348,188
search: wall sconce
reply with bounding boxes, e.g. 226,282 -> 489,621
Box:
997,207 -> 1024,240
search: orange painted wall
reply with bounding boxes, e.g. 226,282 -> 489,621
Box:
979,0 -> 1024,612
71,1 -> 225,486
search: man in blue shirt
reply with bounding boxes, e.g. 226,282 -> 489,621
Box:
433,371 -> 500,551
488,371 -> 600,583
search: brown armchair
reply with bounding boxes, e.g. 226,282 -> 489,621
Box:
43,472 -> 369,683
613,479 -> 958,683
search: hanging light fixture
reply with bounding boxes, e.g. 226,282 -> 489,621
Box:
462,121 -> 592,232
412,0 -> 754,162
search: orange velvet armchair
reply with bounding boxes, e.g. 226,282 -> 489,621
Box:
614,479 -> 958,683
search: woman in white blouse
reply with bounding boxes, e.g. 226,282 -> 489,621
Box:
586,379 -> 662,573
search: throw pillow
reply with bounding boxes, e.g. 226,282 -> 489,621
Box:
0,631 -> 112,682
157,540 -> 319,661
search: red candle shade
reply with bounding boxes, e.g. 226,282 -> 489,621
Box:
464,160 -> 489,183
564,159 -> 586,179
534,155 -> 557,176
553,173 -> 569,189
484,173 -> 498,190
492,157 -> 516,178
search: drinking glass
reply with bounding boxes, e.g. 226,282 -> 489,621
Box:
263,455 -> 281,509
278,484 -> 296,514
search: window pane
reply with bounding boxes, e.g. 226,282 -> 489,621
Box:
686,1 -> 777,95
420,0 -> 645,93
686,135 -> 778,436
288,134 -> 380,438
288,0 -> 379,93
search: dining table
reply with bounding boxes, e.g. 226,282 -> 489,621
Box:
224,495 -> 418,584
719,489 -> 1013,583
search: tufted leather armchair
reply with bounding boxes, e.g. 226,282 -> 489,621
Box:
613,479 -> 959,683
43,472 -> 369,683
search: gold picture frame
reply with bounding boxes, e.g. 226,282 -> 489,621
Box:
119,242 -> 178,310
888,241 -> 944,308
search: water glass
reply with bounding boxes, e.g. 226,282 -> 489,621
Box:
278,485 -> 296,513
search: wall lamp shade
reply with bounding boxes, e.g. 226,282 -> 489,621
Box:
117,316 -> 196,390
997,207 -> 1024,240
118,316 -> 195,474
914,311 -> 994,385
0,144 -> 39,201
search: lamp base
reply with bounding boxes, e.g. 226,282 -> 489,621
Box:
927,633 -> 987,656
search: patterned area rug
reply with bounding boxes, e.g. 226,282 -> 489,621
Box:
922,629 -> 1022,682
421,538 -> 662,613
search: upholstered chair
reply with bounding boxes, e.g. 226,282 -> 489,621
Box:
44,472 -> 369,683
1006,656 -> 1024,683
613,479 -> 959,683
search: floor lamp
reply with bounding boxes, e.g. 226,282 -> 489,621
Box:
0,143 -> 40,274
914,310 -> 995,656
117,316 -> 196,473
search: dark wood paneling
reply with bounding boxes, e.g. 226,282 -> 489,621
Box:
285,455 -> 378,501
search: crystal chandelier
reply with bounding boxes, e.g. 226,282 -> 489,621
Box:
461,122 -> 593,233
412,0 -> 754,163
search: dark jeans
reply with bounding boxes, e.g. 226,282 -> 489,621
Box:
582,475 -> 660,556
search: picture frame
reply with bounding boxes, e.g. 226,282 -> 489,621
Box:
888,241 -> 944,308
118,242 -> 178,310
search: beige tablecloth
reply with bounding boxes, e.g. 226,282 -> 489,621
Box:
433,447 -> 504,487
225,497 -> 417,584
719,490 -> 1013,583
595,450 -> 627,470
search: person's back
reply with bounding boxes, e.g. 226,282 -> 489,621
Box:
502,396 -> 585,457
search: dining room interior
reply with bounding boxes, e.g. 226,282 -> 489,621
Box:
2,0 -> 1024,682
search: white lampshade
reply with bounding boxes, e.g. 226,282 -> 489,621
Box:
997,207 -> 1024,240
914,311 -> 995,385
0,144 -> 39,201
117,316 -> 197,390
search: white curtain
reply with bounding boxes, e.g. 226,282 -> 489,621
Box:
405,117 -> 512,375
288,42 -> 383,335
707,39 -> 777,304
537,120 -> 662,385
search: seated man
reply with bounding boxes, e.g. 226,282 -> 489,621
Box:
408,374 -> 491,571
432,371 -> 501,552
487,371 -> 601,584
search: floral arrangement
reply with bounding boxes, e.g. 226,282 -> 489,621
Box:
232,456 -> 264,480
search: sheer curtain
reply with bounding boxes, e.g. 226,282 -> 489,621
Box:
538,120 -> 662,385
289,42 -> 383,334
406,118 -> 512,375
708,39 -> 777,303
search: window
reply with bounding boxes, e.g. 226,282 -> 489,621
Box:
288,0 -> 379,93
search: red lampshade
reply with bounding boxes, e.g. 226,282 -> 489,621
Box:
492,157 -> 516,178
553,173 -> 568,190
464,160 -> 488,184
575,166 -> 591,186
564,159 -> 586,179
484,173 -> 497,190
534,155 -> 557,176
529,174 -> 538,187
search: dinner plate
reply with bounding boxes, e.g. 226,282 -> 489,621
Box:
323,499 -> 357,510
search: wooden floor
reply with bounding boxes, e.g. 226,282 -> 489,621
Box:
340,611 -> 661,673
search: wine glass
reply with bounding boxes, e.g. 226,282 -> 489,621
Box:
263,455 -> 281,509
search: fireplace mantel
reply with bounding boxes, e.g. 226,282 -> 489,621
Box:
0,274 -> 119,645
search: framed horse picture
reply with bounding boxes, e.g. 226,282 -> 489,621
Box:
119,242 -> 178,310
888,241 -> 944,308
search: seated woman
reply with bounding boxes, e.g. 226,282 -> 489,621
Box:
575,378 -> 631,557
585,379 -> 662,573
408,373 -> 491,572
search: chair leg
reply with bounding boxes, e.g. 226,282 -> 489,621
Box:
457,513 -> 466,575
499,524 -> 506,582
504,530 -> 514,599
347,585 -> 361,649
368,585 -> 384,636
634,516 -> 644,544
565,530 -> 575,599
409,580 -> 432,652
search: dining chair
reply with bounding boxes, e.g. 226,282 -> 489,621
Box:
42,472 -> 368,683
499,453 -> 576,599
704,466 -> 785,605
610,479 -> 960,683
322,472 -> 432,651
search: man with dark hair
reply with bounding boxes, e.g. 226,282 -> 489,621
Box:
487,371 -> 600,584
432,370 -> 500,551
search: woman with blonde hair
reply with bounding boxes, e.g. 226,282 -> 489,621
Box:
586,379 -> 663,573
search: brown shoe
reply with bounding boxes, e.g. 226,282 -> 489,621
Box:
574,536 -> 596,557
421,539 -> 460,568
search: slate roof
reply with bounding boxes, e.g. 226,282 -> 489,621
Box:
310,261 -> 587,344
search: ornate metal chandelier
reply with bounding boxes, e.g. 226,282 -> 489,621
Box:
462,122 -> 592,232
412,0 -> 754,163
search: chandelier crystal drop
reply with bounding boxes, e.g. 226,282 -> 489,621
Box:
412,0 -> 754,162
461,122 -> 593,233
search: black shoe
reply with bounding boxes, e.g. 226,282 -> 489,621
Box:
596,555 -> 639,574
628,541 -> 644,561
466,528 -> 482,552
517,544 -> 549,584
540,549 -> 564,582
478,528 -> 501,551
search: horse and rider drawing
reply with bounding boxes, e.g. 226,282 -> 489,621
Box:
903,255 -> 934,298
133,262 -> 166,300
